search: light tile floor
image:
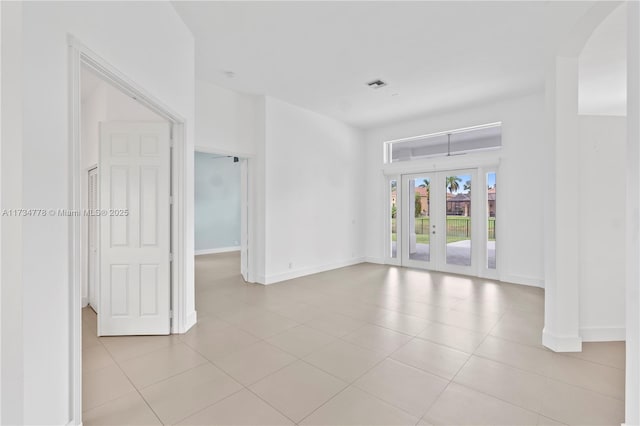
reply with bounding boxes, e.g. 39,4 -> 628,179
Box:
83,252 -> 625,425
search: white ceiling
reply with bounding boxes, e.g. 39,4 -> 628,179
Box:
173,1 -> 598,129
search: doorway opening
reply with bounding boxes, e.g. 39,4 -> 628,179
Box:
69,36 -> 190,423
80,65 -> 172,335
388,167 -> 497,278
194,150 -> 250,283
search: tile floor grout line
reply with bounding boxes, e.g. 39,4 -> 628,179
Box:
82,255 -> 624,425
242,381 -> 304,425
168,385 -> 247,425
83,322 -> 165,425
467,347 -> 626,402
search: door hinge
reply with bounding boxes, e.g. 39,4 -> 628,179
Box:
169,310 -> 173,319
169,252 -> 174,262
169,195 -> 173,205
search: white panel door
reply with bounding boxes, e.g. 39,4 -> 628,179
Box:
98,121 -> 171,336
88,167 -> 99,312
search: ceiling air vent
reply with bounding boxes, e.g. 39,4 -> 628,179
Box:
367,79 -> 387,89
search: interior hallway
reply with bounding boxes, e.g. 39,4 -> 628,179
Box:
82,253 -> 625,425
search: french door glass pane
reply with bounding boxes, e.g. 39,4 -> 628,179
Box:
488,172 -> 496,269
390,179 -> 397,258
446,174 -> 471,266
409,176 -> 430,261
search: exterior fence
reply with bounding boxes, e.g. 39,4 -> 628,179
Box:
392,216 -> 496,241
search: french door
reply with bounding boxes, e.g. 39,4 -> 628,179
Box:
388,168 -> 496,277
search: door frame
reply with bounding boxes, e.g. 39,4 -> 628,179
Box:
85,165 -> 98,312
383,158 -> 500,280
68,35 -> 191,424
194,147 -> 255,283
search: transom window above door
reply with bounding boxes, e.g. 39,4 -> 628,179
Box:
384,122 -> 502,163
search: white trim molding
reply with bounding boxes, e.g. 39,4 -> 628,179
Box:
259,257 -> 365,285
580,326 -> 626,343
195,246 -> 241,256
542,327 -> 583,352
500,274 -> 545,289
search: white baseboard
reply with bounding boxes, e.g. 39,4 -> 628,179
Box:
363,257 -> 385,265
258,257 -> 366,285
542,327 -> 583,352
500,274 -> 545,288
181,310 -> 197,334
580,326 -> 626,342
195,246 -> 241,256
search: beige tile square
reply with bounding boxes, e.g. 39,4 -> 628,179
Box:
342,324 -> 412,355
178,316 -> 231,347
474,335 -> 553,376
490,310 -> 544,348
300,386 -> 418,425
354,359 -> 448,418
391,338 -> 470,380
250,360 -> 347,422
270,302 -> 327,323
119,343 -> 208,388
83,326 -> 102,349
83,391 -> 161,426
424,383 -> 538,426
100,334 -> 179,361
453,355 -> 545,412
140,363 -> 242,424
372,311 -> 431,336
236,311 -> 299,339
563,341 -> 625,370
418,323 -> 485,353
213,341 -> 296,385
266,325 -> 336,357
304,339 -> 386,382
335,303 -> 390,322
177,389 -> 294,425
83,364 -> 135,412
537,415 -> 566,425
546,354 -> 625,400
540,378 -> 624,425
217,305 -> 270,325
183,325 -> 260,362
431,309 -> 501,334
83,344 -> 116,373
305,312 -> 365,337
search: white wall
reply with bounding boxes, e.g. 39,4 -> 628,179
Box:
11,2 -> 195,424
578,3 -> 626,116
81,73 -> 165,169
364,93 -> 546,287
195,79 -> 260,156
194,153 -> 241,253
1,3 -> 24,424
578,115 -> 627,340
626,3 -> 639,422
262,97 -> 365,283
